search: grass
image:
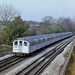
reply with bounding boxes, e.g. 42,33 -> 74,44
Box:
0,45 -> 13,57
65,48 -> 75,75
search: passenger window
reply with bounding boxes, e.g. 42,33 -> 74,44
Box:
24,42 -> 27,46
38,40 -> 41,44
47,38 -> 50,41
43,39 -> 45,42
14,41 -> 18,45
31,42 -> 36,46
32,42 -> 34,46
51,37 -> 53,39
20,41 -> 22,46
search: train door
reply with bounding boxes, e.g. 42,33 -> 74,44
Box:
23,41 -> 29,53
19,41 -> 22,52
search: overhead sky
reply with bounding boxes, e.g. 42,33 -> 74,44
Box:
0,0 -> 75,21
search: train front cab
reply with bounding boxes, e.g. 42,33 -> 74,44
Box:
13,40 -> 30,54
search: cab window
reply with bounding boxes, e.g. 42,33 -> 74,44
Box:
14,41 -> 18,45
19,41 -> 22,46
24,42 -> 27,46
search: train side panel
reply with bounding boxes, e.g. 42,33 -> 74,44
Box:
13,32 -> 73,55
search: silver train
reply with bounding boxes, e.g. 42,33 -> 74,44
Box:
13,32 -> 73,55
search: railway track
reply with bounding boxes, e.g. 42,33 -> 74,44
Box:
16,36 -> 75,75
0,55 -> 25,72
0,55 -> 16,64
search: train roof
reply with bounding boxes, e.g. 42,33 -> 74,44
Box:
16,34 -> 51,43
15,32 -> 72,43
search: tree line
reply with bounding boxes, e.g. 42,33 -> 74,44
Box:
0,4 -> 75,45
38,16 -> 75,34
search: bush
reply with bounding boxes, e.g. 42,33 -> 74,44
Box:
2,16 -> 29,45
43,26 -> 63,34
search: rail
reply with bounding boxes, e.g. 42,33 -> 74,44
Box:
0,56 -> 25,72
60,40 -> 75,75
16,36 -> 75,75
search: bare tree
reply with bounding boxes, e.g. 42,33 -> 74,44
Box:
42,16 -> 54,23
38,16 -> 55,34
0,4 -> 19,25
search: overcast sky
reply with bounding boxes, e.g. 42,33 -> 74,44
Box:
0,0 -> 75,21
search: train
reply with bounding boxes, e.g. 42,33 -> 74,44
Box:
13,32 -> 73,55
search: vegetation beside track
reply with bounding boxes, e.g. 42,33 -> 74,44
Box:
66,47 -> 75,75
0,45 -> 12,57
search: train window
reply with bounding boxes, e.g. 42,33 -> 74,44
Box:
31,42 -> 36,46
32,42 -> 34,46
51,37 -> 53,39
38,40 -> 41,44
47,38 -> 50,41
56,36 -> 57,38
50,37 -> 52,39
40,40 -> 42,43
38,40 -> 40,44
43,39 -> 45,42
14,41 -> 18,45
19,41 -> 22,46
40,38 -> 43,43
35,41 -> 37,45
31,42 -> 33,46
24,42 -> 27,46
35,39 -> 37,45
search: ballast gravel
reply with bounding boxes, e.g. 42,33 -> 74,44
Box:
0,54 -> 14,61
5,43 -> 59,75
41,39 -> 75,75
1,39 -> 75,75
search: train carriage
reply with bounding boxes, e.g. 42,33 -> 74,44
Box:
13,32 -> 73,55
